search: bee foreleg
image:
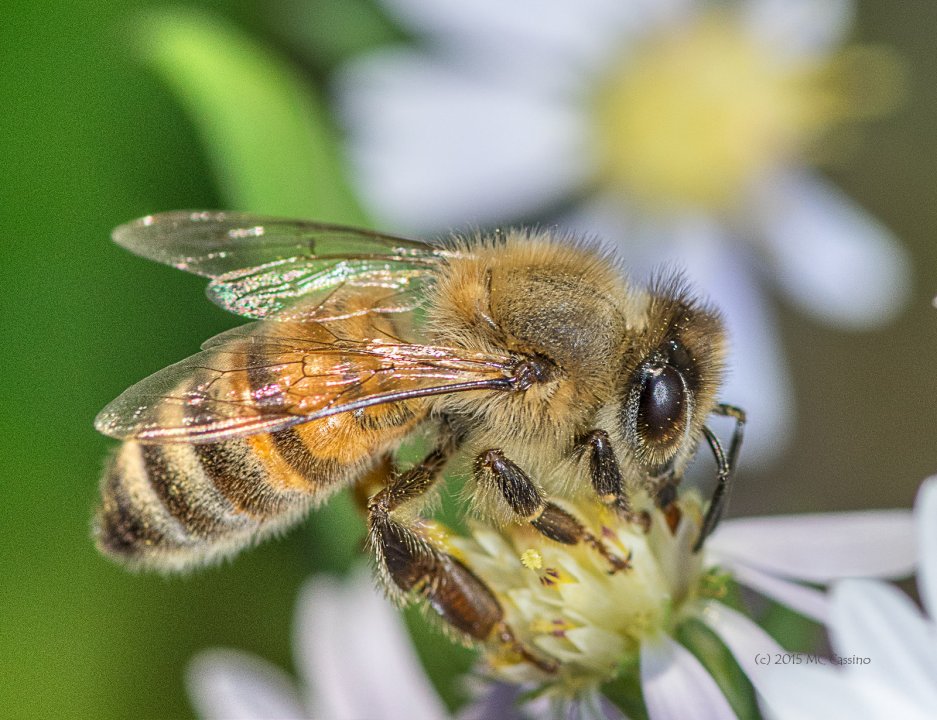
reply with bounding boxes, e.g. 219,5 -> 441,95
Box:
475,449 -> 629,573
713,403 -> 746,473
693,404 -> 746,553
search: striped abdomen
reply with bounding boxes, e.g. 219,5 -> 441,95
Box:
95,402 -> 424,572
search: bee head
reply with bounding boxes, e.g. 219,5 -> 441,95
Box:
617,279 -> 726,472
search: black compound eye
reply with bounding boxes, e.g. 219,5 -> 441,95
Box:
666,338 -> 693,373
638,365 -> 687,444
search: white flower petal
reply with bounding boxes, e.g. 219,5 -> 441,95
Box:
293,577 -> 359,719
672,231 -> 793,464
756,665 -> 880,720
916,476 -> 937,620
187,649 -> 307,720
640,633 -> 735,720
707,510 -> 916,582
342,570 -> 449,720
374,0 -> 652,70
743,0 -> 853,62
759,576 -> 937,720
456,681 -> 528,720
558,197 -> 793,463
335,50 -> 590,233
566,687 -> 629,720
830,579 -> 937,711
697,600 -> 783,694
294,569 -> 446,720
728,563 -> 829,623
755,171 -> 911,328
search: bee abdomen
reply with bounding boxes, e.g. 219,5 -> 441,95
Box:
191,435 -> 311,518
95,441 -> 209,567
94,433 -> 327,572
94,403 -> 420,571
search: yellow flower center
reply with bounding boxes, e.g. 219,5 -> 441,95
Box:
448,493 -> 709,694
520,548 -> 544,570
593,13 -> 900,210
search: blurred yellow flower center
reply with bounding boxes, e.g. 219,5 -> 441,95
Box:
594,14 -> 896,209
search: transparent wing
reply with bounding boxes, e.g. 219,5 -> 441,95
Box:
207,258 -> 436,322
111,211 -> 453,320
113,210 -> 443,276
94,321 -> 520,444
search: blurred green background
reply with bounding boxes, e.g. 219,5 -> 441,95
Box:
2,1 -> 936,718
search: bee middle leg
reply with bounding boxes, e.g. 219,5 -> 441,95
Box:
367,436 -> 556,673
474,449 -> 630,573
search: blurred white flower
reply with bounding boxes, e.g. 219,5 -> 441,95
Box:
706,505 -> 916,623
335,0 -> 910,461
187,568 -> 450,720
757,476 -> 937,720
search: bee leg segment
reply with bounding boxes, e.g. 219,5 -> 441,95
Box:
693,404 -> 746,553
475,450 -> 629,573
367,464 -> 556,674
714,403 -> 746,474
575,430 -> 650,532
650,478 -> 683,535
365,415 -> 463,518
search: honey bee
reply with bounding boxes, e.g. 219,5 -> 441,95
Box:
95,211 -> 743,668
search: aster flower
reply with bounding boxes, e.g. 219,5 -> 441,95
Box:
335,0 -> 911,460
186,491 -> 914,719
187,568 -> 450,720
757,476 -> 937,720
439,489 -> 914,717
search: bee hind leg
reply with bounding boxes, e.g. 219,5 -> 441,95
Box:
475,449 -> 630,573
367,441 -> 556,673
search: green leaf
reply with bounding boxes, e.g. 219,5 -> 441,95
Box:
677,618 -> 761,720
601,652 -> 650,720
759,599 -> 823,653
135,7 -> 366,223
